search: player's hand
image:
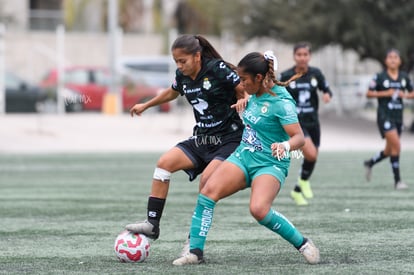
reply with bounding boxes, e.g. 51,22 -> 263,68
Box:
231,98 -> 248,113
130,103 -> 146,117
388,89 -> 404,100
271,142 -> 288,160
322,93 -> 331,104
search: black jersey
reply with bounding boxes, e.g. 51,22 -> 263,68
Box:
369,71 -> 413,123
279,66 -> 332,126
172,58 -> 244,137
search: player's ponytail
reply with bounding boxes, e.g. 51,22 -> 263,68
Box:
238,51 -> 302,88
194,35 -> 223,60
172,34 -> 235,69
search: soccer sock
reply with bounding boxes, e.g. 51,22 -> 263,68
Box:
390,155 -> 401,183
300,160 -> 316,180
146,196 -> 166,227
259,209 -> 304,249
367,150 -> 388,166
189,194 -> 216,253
294,186 -> 302,193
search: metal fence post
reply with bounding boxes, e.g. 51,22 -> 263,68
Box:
0,24 -> 5,115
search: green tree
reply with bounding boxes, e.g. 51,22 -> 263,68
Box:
228,0 -> 414,72
174,0 -> 238,34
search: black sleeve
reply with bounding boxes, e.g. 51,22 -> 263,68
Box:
316,69 -> 333,97
171,70 -> 184,96
404,73 -> 414,92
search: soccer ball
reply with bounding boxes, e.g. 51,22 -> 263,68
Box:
114,230 -> 150,263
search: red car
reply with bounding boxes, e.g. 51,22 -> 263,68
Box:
39,66 -> 170,112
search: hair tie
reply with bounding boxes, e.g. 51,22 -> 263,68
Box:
264,50 -> 278,72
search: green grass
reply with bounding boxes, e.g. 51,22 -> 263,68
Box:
0,152 -> 413,274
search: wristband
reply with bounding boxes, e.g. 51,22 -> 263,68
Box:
281,141 -> 290,153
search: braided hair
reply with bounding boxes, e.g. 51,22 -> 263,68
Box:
238,52 -> 302,89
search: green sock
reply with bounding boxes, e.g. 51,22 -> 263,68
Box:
189,194 -> 216,251
259,209 -> 304,248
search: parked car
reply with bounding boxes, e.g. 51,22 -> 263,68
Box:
117,55 -> 174,89
4,71 -> 47,113
39,66 -> 170,112
41,87 -> 84,113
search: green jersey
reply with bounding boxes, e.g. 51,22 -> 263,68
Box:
369,71 -> 413,123
239,85 -> 298,170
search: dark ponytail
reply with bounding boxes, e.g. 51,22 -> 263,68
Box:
238,52 -> 302,87
172,34 -> 235,69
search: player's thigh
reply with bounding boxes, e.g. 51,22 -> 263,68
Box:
199,159 -> 223,191
156,146 -> 194,172
201,161 -> 246,201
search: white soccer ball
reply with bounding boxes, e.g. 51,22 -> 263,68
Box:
114,230 -> 150,263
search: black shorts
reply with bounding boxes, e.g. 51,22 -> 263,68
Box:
377,119 -> 402,138
301,123 -> 321,148
176,133 -> 241,181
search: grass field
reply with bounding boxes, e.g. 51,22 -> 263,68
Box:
1,152 -> 413,275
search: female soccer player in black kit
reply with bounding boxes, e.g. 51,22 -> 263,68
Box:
279,42 -> 333,206
364,49 -> 414,190
125,35 -> 247,241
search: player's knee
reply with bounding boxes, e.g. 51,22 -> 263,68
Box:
156,155 -> 172,169
305,153 -> 318,162
200,185 -> 220,201
153,167 -> 171,182
249,204 -> 268,221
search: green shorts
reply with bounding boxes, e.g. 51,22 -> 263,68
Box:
227,147 -> 288,188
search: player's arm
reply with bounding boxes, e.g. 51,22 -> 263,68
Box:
317,70 -> 332,103
271,123 -> 305,158
405,91 -> 414,99
235,83 -> 247,100
231,84 -> 249,112
404,77 -> 414,99
130,87 -> 179,117
366,89 -> 396,98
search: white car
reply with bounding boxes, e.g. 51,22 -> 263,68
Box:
117,55 -> 175,89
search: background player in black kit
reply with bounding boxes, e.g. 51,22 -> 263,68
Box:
364,49 -> 414,190
279,42 -> 333,206
125,35 -> 246,243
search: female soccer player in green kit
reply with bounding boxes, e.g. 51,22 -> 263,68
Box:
364,49 -> 414,189
172,51 -> 320,266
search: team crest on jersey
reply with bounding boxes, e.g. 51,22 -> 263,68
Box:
261,103 -> 269,113
311,77 -> 318,87
289,81 -> 296,89
203,78 -> 212,90
401,78 -> 407,88
383,80 -> 390,88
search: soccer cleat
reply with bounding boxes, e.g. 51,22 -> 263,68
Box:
125,220 -> 160,240
395,181 -> 408,190
180,236 -> 190,257
298,178 -> 313,199
363,160 -> 372,182
291,190 -> 308,206
172,252 -> 204,266
299,238 -> 320,264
